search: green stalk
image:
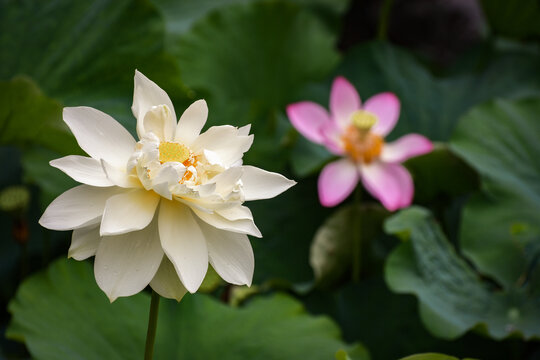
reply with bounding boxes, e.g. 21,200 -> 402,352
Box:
351,187 -> 362,283
377,0 -> 395,41
144,290 -> 161,360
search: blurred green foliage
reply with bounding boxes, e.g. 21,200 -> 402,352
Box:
452,99 -> 540,289
385,205 -> 540,340
7,258 -> 369,360
1,0 -> 540,359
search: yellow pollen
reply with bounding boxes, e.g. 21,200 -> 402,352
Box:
351,110 -> 378,131
158,142 -> 190,164
341,125 -> 384,164
180,155 -> 201,183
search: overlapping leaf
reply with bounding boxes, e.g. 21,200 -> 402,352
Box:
154,0 -> 347,45
335,42 -> 540,141
451,98 -> 540,288
0,0 -> 189,130
0,77 -> 77,155
385,207 -> 540,340
175,1 -> 339,150
0,77 -> 79,206
7,258 -> 367,360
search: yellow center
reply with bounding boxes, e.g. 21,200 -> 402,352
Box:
158,142 -> 201,183
351,110 -> 378,131
341,110 -> 383,163
158,142 -> 190,164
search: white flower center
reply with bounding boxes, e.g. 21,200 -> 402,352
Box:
157,142 -> 199,183
127,129 -> 243,206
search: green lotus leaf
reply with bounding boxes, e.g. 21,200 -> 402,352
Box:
7,258 -> 368,360
451,98 -> 540,288
385,206 -> 540,340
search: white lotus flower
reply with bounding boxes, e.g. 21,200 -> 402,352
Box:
39,71 -> 295,301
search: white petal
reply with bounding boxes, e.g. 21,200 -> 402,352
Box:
217,205 -> 253,221
203,149 -> 223,166
39,185 -> 122,231
198,183 -> 217,198
174,99 -> 208,145
50,155 -> 113,187
63,107 -> 136,168
68,224 -> 101,260
136,160 -> 154,191
191,207 -> 262,238
94,221 -> 164,301
241,166 -> 296,201
150,256 -> 188,301
211,166 -> 243,196
141,104 -> 176,141
151,163 -> 186,200
132,70 -> 177,140
101,159 -> 141,188
191,125 -> 253,167
176,195 -> 237,214
199,222 -> 254,286
153,182 -> 173,200
158,200 -> 208,293
238,124 -> 251,136
100,189 -> 160,236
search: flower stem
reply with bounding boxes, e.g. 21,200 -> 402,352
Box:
377,0 -> 395,41
351,187 -> 362,283
144,290 -> 160,360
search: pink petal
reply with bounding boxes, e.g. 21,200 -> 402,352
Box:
330,77 -> 361,129
364,92 -> 400,137
286,102 -> 330,144
381,134 -> 433,163
361,162 -> 413,211
320,121 -> 345,155
318,158 -> 359,207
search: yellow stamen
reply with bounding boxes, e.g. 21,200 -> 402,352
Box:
351,110 -> 378,131
158,142 -> 190,164
342,125 -> 384,164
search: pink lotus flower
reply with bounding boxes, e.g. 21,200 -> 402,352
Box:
286,76 -> 433,211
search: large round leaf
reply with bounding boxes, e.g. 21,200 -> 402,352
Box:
385,207 -> 540,340
0,0 -> 189,130
154,0 -> 347,41
337,42 -> 540,142
303,276 -> 516,359
175,1 -> 339,134
451,98 -> 540,288
0,77 -> 80,207
0,77 -> 78,155
7,258 -> 367,360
